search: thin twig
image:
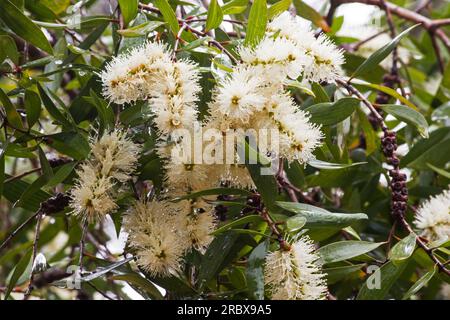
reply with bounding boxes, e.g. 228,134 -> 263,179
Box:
79,218 -> 89,273
23,211 -> 43,299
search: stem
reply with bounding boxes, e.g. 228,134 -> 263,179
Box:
23,211 -> 43,299
79,218 -> 89,273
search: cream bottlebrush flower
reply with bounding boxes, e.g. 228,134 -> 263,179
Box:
256,93 -> 323,163
176,199 -> 216,252
267,12 -> 317,47
70,130 -> 140,222
70,163 -> 118,223
239,36 -> 306,80
165,162 -> 218,192
414,189 -> 450,242
100,42 -> 171,104
90,130 -> 141,182
123,200 -> 185,277
150,60 -> 201,135
213,67 -> 266,123
301,34 -> 345,83
265,236 -> 327,300
267,12 -> 344,83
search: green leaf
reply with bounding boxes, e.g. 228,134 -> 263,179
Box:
380,104 -> 429,138
0,0 -> 53,54
198,232 -> 241,282
212,215 -> 263,236
304,98 -> 359,126
154,0 -> 180,33
431,102 -> 450,121
293,0 -> 329,31
38,145 -> 53,181
286,215 -> 307,233
117,21 -> 165,37
118,0 -> 138,27
244,0 -> 267,47
350,78 -> 418,111
268,0 -> 291,19
324,264 -> 365,284
4,248 -> 32,300
46,162 -> 76,187
45,131 -> 90,160
311,82 -> 330,103
0,34 -> 19,64
0,88 -> 24,130
401,127 -> 450,170
351,24 -> 419,79
0,152 -> 4,198
357,260 -> 408,300
4,175 -> 51,211
205,0 -> 223,31
112,273 -> 164,300
388,233 -> 416,262
37,83 -> 74,128
308,159 -> 367,170
246,240 -> 268,300
317,241 -> 384,264
86,90 -> 114,134
24,90 -> 41,128
222,0 -> 248,15
276,201 -> 368,229
402,266 -> 437,300
427,163 -> 450,179
81,257 -> 134,282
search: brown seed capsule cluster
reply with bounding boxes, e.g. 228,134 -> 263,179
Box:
381,129 -> 408,217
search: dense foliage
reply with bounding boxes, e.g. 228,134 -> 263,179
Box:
0,0 -> 449,300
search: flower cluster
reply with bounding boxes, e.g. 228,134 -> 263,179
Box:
101,42 -> 200,136
264,236 -> 327,300
123,198 -> 215,276
70,130 -> 141,223
99,12 -> 343,288
414,188 -> 450,243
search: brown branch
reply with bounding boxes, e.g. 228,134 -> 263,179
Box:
334,0 -> 450,50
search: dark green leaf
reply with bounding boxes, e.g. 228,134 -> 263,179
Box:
402,266 -> 437,300
276,201 -> 368,229
293,0 -> 329,31
246,240 -> 268,300
0,34 -> 19,64
24,90 -> 41,128
318,241 -> 384,264
305,98 -> 359,126
356,260 -> 408,300
0,0 -> 53,54
0,88 -> 24,130
212,215 -> 263,236
380,104 -> 428,138
4,249 -> 32,300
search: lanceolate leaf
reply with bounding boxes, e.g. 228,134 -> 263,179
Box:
246,240 -> 268,300
244,0 -> 267,47
357,260 -> 408,300
380,104 -> 429,138
318,241 -> 384,264
205,0 -> 224,31
118,0 -> 138,27
305,98 -> 360,126
0,0 -> 53,54
276,201 -> 368,229
388,233 -> 417,262
351,24 -> 419,79
154,0 -> 180,33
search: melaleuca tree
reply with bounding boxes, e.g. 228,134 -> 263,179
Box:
0,0 -> 449,301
